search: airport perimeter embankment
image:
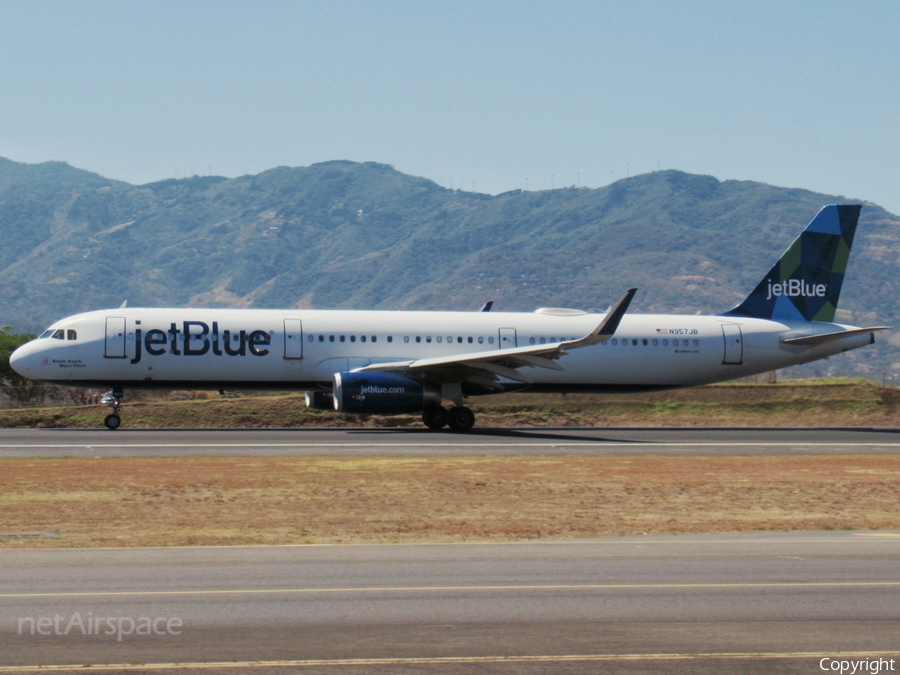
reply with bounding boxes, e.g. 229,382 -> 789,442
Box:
2,380 -> 900,429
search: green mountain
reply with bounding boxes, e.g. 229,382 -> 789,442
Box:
1,157 -> 897,378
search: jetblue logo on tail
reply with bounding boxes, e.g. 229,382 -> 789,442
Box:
766,280 -> 826,301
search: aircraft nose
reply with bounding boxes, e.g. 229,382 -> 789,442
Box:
9,343 -> 35,376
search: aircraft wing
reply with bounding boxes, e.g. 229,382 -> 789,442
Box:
355,289 -> 637,387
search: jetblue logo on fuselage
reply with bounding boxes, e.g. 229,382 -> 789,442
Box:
766,280 -> 826,301
130,321 -> 270,365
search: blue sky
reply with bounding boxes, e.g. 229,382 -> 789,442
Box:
2,1 -> 898,213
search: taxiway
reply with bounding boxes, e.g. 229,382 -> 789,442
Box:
1,531 -> 898,673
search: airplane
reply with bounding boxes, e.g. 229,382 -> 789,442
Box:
9,204 -> 888,432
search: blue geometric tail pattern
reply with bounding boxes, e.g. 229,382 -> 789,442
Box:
722,204 -> 861,323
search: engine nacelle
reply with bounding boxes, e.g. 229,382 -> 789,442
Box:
305,391 -> 334,410
333,372 -> 440,414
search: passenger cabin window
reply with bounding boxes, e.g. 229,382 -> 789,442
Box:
488,337 -> 494,344
478,337 -> 484,344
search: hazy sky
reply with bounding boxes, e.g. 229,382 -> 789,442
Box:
2,1 -> 898,213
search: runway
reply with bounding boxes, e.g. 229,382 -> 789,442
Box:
1,531 -> 899,673
0,426 -> 899,457
2,429 -> 897,672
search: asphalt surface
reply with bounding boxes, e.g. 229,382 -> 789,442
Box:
2,429 -> 898,672
1,426 -> 900,457
1,532 -> 899,673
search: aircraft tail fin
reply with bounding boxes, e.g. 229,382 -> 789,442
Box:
722,204 -> 861,323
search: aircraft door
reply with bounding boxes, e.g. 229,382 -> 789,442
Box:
105,317 -> 127,358
499,328 -> 517,349
721,324 -> 743,365
284,319 -> 304,359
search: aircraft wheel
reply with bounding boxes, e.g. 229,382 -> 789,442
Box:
104,414 -> 122,430
447,406 -> 475,432
422,406 -> 448,430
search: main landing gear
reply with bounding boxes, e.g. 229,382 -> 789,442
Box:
422,406 -> 448,430
100,387 -> 125,430
422,405 -> 476,432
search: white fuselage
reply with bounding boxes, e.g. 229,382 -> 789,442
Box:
10,307 -> 873,394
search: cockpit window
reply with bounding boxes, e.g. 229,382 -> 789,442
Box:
40,330 -> 54,339
67,330 -> 77,340
51,329 -> 65,340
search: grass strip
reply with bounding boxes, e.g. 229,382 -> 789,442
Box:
1,455 -> 898,548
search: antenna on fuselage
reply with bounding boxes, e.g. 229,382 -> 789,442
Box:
119,300 -> 127,309
480,301 -> 494,312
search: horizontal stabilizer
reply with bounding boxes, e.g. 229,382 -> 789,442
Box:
781,326 -> 890,346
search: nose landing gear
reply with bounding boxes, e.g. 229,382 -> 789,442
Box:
100,387 -> 125,430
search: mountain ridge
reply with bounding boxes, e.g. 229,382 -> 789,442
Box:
1,157 -> 897,377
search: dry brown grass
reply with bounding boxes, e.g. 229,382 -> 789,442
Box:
1,455 -> 898,548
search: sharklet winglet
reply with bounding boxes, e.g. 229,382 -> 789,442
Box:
561,288 -> 637,350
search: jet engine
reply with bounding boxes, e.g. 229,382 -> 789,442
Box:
304,391 -> 334,410
333,372 -> 440,414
